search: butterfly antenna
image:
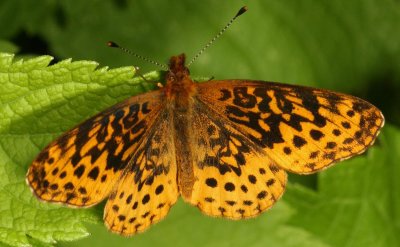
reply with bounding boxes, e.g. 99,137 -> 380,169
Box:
107,41 -> 168,70
187,6 -> 248,67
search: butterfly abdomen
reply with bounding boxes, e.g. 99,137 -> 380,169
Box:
172,104 -> 196,200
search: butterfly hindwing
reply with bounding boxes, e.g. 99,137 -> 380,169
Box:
104,111 -> 178,235
26,91 -> 164,207
195,80 -> 384,174
183,98 -> 287,218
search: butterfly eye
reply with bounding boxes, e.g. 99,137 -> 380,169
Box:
167,73 -> 176,82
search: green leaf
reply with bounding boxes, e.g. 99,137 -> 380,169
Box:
0,53 -> 159,246
284,125 -> 400,247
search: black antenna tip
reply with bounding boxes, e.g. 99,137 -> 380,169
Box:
235,6 -> 248,18
107,41 -> 120,48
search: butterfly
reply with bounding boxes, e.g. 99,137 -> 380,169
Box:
26,7 -> 384,236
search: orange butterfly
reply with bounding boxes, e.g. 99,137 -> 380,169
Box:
26,6 -> 384,236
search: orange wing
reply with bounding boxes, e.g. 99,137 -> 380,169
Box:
195,80 -> 384,174
104,111 -> 178,235
184,79 -> 383,218
186,104 -> 287,218
26,90 -> 165,207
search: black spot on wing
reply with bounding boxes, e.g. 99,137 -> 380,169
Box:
233,87 -> 257,108
224,182 -> 235,192
88,166 -> 99,180
293,135 -> 307,148
74,164 -> 85,178
206,178 -> 218,188
310,129 -> 324,141
218,89 -> 232,101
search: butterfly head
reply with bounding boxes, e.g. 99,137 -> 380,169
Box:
163,54 -> 196,100
167,54 -> 190,83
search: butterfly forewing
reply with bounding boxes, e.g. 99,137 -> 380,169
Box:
196,80 -> 384,174
26,90 -> 164,207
